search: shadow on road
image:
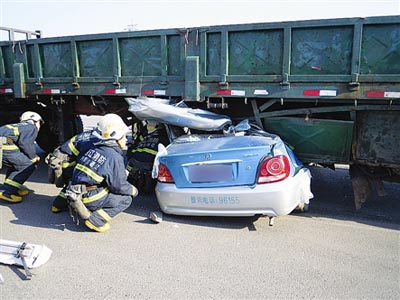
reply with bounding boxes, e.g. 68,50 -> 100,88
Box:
0,191 -> 85,232
124,191 -> 263,231
291,166 -> 400,231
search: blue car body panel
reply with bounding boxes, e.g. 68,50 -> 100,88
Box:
159,134 -> 298,189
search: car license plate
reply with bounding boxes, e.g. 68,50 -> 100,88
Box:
188,164 -> 232,183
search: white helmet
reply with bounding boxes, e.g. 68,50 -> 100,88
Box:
101,123 -> 129,140
99,114 -> 129,140
20,111 -> 43,123
97,113 -> 126,133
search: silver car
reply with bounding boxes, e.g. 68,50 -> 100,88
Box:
126,97 -> 313,218
154,132 -> 313,217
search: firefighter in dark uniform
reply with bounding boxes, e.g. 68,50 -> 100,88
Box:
69,115 -> 138,232
48,113 -> 122,213
126,121 -> 169,193
0,111 -> 43,203
49,128 -> 102,213
126,120 -> 148,159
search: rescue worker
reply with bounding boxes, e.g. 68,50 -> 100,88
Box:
68,114 -> 138,233
49,113 -> 125,213
126,121 -> 169,193
49,127 -> 101,213
126,120 -> 148,160
0,111 -> 43,203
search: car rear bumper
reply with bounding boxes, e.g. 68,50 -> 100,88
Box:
155,169 -> 311,217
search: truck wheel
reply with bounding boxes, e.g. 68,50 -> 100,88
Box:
74,115 -> 84,134
36,124 -> 59,154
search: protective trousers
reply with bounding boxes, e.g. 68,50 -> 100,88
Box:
52,164 -> 75,210
83,190 -> 132,227
0,150 -> 37,194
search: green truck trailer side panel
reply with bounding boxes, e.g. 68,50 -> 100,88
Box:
77,39 -> 113,77
167,35 -> 181,76
0,47 -> 4,79
263,117 -> 354,164
0,46 -> 13,78
40,42 -> 73,78
228,29 -> 283,75
26,45 -> 35,78
206,33 -> 221,76
291,26 -> 353,75
356,111 -> 400,165
360,24 -> 400,75
120,36 -> 161,76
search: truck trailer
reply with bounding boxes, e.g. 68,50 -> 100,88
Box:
0,15 -> 399,209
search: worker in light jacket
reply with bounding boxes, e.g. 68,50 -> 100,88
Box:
68,114 -> 138,233
0,111 -> 43,203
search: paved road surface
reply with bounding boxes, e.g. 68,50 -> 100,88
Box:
0,157 -> 399,299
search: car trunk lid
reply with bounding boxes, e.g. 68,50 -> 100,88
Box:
159,135 -> 279,188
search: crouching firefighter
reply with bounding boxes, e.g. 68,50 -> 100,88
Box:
126,121 -> 169,194
0,111 -> 43,203
46,114 -> 121,213
66,115 -> 138,233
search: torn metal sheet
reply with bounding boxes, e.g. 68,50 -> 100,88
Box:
126,97 -> 232,131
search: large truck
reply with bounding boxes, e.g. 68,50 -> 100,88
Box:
0,16 -> 399,209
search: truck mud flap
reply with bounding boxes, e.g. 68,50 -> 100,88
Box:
349,164 -> 389,210
349,165 -> 372,210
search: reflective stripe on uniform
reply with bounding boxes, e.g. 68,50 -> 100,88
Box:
6,125 -> 19,137
132,147 -> 157,156
2,144 -> 19,150
68,136 -> 79,156
59,190 -> 66,199
4,178 -> 22,189
82,187 -> 109,204
62,161 -> 75,169
96,208 -> 112,222
75,163 -> 104,182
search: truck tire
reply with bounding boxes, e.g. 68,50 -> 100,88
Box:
74,116 -> 84,134
36,115 -> 84,154
36,124 -> 59,154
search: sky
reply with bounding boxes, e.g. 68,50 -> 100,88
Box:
0,0 -> 399,40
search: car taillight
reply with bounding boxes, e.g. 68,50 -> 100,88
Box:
158,163 -> 174,183
257,155 -> 290,184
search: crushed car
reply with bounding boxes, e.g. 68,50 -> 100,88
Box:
126,97 -> 313,220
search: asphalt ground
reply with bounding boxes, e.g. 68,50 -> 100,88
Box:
0,154 -> 399,300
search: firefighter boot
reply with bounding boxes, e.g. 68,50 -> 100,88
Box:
51,195 -> 69,213
17,187 -> 29,196
84,220 -> 110,233
0,191 -> 23,203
